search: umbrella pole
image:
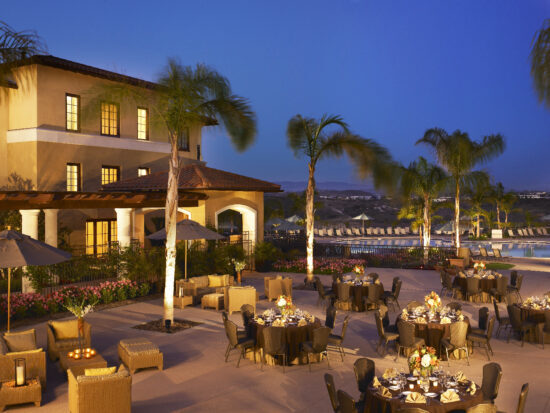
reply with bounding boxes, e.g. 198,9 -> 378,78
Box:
184,240 -> 188,280
7,267 -> 11,333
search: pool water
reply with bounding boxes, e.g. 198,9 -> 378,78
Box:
332,238 -> 550,258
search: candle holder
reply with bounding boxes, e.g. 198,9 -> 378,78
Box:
14,358 -> 26,387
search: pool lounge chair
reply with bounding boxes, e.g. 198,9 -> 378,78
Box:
318,229 -> 326,237
386,227 -> 393,235
335,229 -> 343,237
542,228 -> 549,236
379,228 -> 386,235
346,228 -> 353,236
527,228 -> 535,237
507,229 -> 515,238
352,228 -> 361,236
479,247 -> 494,259
366,228 -> 372,235
536,228 -> 544,236
372,228 -> 378,235
493,249 -> 509,260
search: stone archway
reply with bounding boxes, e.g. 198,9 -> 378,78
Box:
215,204 -> 257,244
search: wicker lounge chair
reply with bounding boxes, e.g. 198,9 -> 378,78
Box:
47,320 -> 92,362
0,329 -> 46,388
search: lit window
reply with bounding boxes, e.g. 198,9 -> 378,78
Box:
177,128 -> 190,151
138,167 -> 150,177
86,219 -> 117,255
137,107 -> 148,140
66,163 -> 81,191
66,94 -> 80,131
101,166 -> 120,185
101,102 -> 119,136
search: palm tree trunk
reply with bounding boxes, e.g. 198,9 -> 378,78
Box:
422,196 -> 430,261
505,211 -> 509,225
496,205 -> 501,229
476,214 -> 480,238
164,134 -> 179,322
305,164 -> 316,283
454,180 -> 461,252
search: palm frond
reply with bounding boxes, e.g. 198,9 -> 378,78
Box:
530,19 -> 550,107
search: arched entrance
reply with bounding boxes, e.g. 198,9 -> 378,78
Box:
215,204 -> 257,245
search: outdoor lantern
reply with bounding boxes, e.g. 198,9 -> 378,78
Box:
165,319 -> 172,332
14,358 -> 26,386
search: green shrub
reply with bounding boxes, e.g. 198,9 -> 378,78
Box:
138,282 -> 150,297
101,290 -> 114,304
116,287 -> 128,301
254,242 -> 283,272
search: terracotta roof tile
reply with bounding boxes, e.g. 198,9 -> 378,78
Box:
101,164 -> 281,193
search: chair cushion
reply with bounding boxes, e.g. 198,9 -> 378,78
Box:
190,275 -> 209,289
208,275 -> 224,288
3,329 -> 37,352
50,320 -> 79,340
6,348 -> 43,356
467,334 -> 487,343
85,366 -> 117,376
0,337 -> 7,355
56,338 -> 81,349
470,328 -> 485,336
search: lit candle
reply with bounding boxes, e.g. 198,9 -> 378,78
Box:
85,353 -> 91,359
409,384 -> 414,390
75,349 -> 81,354
74,354 -> 81,360
68,352 -> 74,358
16,365 -> 25,386
90,349 -> 96,356
85,348 -> 91,353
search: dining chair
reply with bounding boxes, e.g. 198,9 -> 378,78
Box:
492,298 -> 511,338
507,274 -> 524,302
471,307 -> 489,335
468,316 -> 495,361
440,320 -> 470,366
374,310 -> 399,356
466,277 -> 481,303
540,311 -> 550,349
328,315 -> 350,361
316,278 -> 334,308
325,305 -> 337,330
364,283 -> 383,311
493,276 -> 509,302
353,357 -> 375,401
396,408 -> 430,413
336,390 -> 358,413
384,279 -> 402,311
439,271 -> 448,296
395,320 -> 425,362
241,304 -> 255,338
301,326 -> 331,372
324,373 -> 339,412
223,319 -> 255,367
368,272 -> 380,282
261,326 -> 287,373
447,302 -> 463,312
378,305 -> 398,332
507,305 -> 537,346
514,383 -> 529,413
336,283 -> 353,311
481,362 -> 503,403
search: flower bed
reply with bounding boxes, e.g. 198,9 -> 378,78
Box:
0,279 -> 151,322
273,257 -> 367,274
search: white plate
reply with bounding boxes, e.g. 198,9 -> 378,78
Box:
424,392 -> 438,397
428,376 -> 438,381
401,391 -> 412,395
407,377 -> 417,382
447,381 -> 458,387
389,385 -> 400,391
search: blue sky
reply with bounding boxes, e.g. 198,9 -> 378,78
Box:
5,0 -> 550,190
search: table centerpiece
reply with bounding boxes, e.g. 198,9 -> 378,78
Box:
424,291 -> 442,315
409,345 -> 439,385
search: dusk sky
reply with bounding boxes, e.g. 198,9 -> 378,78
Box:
5,1 -> 550,190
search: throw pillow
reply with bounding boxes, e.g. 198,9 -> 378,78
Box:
84,367 -> 117,376
4,329 -> 37,352
50,320 -> 79,340
208,275 -> 223,288
6,348 -> 43,356
0,337 -> 8,355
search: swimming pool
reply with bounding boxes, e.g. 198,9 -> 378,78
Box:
330,238 -> 550,258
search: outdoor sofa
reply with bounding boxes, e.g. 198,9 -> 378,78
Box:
0,328 -> 46,387
175,274 -> 234,304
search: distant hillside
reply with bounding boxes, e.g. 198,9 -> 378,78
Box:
276,181 -> 377,193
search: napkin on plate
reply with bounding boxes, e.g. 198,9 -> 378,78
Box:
457,314 -> 465,321
487,274 -> 495,280
297,318 -> 307,327
454,371 -> 468,383
405,392 -> 426,404
272,319 -> 284,327
416,317 -> 427,324
440,390 -> 460,403
473,274 -> 481,279
440,316 -> 451,324
255,317 -> 265,325
375,279 -> 381,285
468,381 -> 477,395
459,271 -> 466,278
382,368 -> 397,379
378,386 -> 392,398
372,376 -> 381,388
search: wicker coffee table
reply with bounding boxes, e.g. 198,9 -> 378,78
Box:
0,377 -> 41,411
59,352 -> 107,378
201,293 -> 224,310
118,338 -> 163,375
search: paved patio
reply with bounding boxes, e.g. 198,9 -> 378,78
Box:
8,266 -> 550,412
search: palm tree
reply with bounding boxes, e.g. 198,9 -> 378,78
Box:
530,19 -> 550,108
465,174 -> 491,238
0,21 -> 46,93
286,114 -> 395,282
490,182 -> 505,229
416,128 -> 505,252
400,157 -> 447,249
500,191 -> 518,227
397,200 -> 424,245
84,59 -> 256,321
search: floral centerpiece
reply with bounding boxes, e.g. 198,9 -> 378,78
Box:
409,346 -> 439,377
231,258 -> 247,284
64,296 -> 98,353
276,295 -> 294,316
424,291 -> 441,314
473,262 -> 486,273
353,265 -> 365,279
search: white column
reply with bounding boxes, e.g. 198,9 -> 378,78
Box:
19,209 -> 40,293
19,209 -> 40,239
44,209 -> 59,247
115,208 -> 133,248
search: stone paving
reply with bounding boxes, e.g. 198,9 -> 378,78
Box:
8,265 -> 550,412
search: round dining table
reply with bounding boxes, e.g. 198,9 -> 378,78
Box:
364,375 -> 484,413
250,317 -> 321,364
332,281 -> 384,312
453,276 -> 496,303
517,304 -> 549,343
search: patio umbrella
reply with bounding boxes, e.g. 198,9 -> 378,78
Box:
265,217 -> 286,229
275,220 -> 302,232
286,215 -> 302,223
0,228 -> 72,332
147,219 -> 225,279
352,213 -> 372,231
